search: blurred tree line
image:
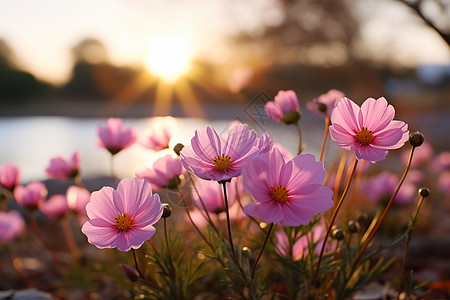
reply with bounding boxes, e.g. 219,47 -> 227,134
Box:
0,0 -> 448,108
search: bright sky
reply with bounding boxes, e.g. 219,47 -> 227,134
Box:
0,0 -> 448,85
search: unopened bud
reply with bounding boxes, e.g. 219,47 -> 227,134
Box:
418,187 -> 429,198
409,131 -> 424,147
122,264 -> 139,282
242,246 -> 252,257
332,228 -> 345,240
347,220 -> 360,234
167,176 -> 181,190
173,143 -> 184,156
317,103 -> 327,113
282,111 -> 301,125
162,203 -> 172,218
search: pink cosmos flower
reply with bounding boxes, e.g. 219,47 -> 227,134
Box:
0,210 -> 25,242
180,124 -> 259,182
140,116 -> 177,151
14,181 -> 48,209
432,152 -> 450,172
191,177 -> 242,213
364,170 -> 423,205
438,171 -> 450,195
265,90 -> 300,124
81,178 -> 163,252
98,118 -> 137,155
66,186 -> 91,215
40,195 -> 69,219
46,151 -> 80,180
307,89 -> 345,118
0,163 -> 21,191
136,152 -> 183,191
329,97 -> 409,162
243,148 -> 333,226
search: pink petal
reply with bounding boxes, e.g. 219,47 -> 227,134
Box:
287,154 -> 327,190
81,218 -> 118,249
329,123 -> 356,150
360,97 -> 395,132
243,201 -> 283,223
86,187 -> 119,223
351,144 -> 388,162
373,120 -> 409,149
191,126 -> 221,163
133,194 -> 163,227
115,178 -> 152,215
265,101 -> 283,122
330,97 -> 361,133
242,157 -> 273,203
222,124 -> 257,159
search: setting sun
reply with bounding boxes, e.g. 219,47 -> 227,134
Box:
145,35 -> 193,83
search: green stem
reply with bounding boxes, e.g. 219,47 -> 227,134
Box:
251,223 -> 275,279
344,145 -> 416,295
312,158 -> 358,284
221,181 -> 249,283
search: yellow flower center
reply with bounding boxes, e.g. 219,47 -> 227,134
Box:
213,154 -> 231,171
272,185 -> 289,203
115,213 -> 133,231
355,127 -> 374,145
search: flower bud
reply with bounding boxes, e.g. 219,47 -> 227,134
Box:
122,264 -> 139,282
332,228 -> 345,240
418,187 -> 429,198
162,203 -> 172,218
173,143 -> 184,156
347,220 -> 360,234
409,131 -> 424,147
317,103 -> 327,113
167,176 -> 181,190
242,246 -> 252,257
282,111 -> 301,125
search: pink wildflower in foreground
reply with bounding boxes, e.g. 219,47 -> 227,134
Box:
243,148 -> 333,226
307,89 -> 345,118
0,163 -> 21,191
136,151 -> 183,191
97,118 -> 137,155
140,116 -> 177,151
180,124 -> 259,182
0,210 -> 25,242
329,97 -> 409,162
14,181 -> 48,209
46,151 -> 80,180
40,195 -> 69,219
81,178 -> 163,252
265,90 -> 300,124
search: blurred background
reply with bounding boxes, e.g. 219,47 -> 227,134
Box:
0,0 -> 449,181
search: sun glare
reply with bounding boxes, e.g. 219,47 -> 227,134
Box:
145,36 -> 193,83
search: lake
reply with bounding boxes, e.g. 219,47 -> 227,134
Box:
0,116 -> 326,183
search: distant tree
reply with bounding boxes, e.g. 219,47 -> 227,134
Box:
0,39 -> 48,101
396,0 -> 450,47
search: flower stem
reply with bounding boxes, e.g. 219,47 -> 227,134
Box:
399,190 -> 427,297
221,181 -> 248,282
295,122 -> 303,155
62,216 -> 80,260
312,158 -> 358,284
110,154 -> 118,187
29,212 -> 60,262
346,145 -> 416,291
319,116 -> 330,162
164,218 -> 176,280
251,223 -> 275,279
